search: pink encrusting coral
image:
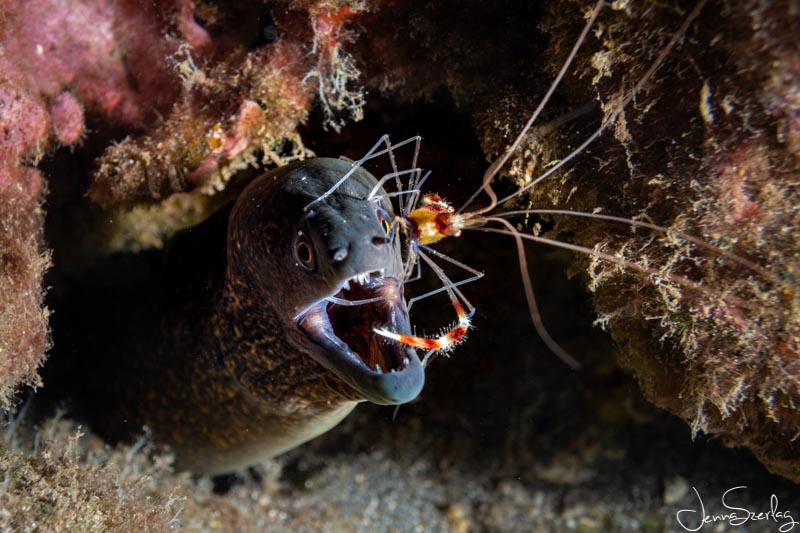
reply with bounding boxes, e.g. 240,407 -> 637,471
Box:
0,0 -> 179,403
0,63 -> 51,404
88,1 -> 364,209
0,0 -> 369,402
2,0 -> 185,127
49,92 -> 85,146
88,34 -> 314,208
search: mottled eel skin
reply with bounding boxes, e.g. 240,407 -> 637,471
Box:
84,159 -> 424,474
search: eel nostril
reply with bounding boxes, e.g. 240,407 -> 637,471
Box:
332,246 -> 349,262
371,235 -> 389,247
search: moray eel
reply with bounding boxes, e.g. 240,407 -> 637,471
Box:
80,158 -> 424,474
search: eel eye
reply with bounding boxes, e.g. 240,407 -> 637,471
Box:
376,207 -> 394,240
294,232 -> 316,271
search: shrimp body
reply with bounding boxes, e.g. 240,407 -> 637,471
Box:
406,194 -> 465,245
374,194 -> 480,355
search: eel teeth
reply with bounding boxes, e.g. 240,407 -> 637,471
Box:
343,270 -> 384,290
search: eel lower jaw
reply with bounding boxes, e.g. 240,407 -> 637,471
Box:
296,271 -> 424,405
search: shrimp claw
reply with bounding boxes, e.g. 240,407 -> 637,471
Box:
375,298 -> 472,352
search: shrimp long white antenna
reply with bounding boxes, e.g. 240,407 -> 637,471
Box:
304,135 -> 421,211
481,217 -> 582,369
460,0 -> 710,214
473,221 -> 760,313
495,0 -> 710,207
495,209 -> 782,285
458,0 -> 605,215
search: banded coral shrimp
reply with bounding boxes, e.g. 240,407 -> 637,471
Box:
306,0 -> 782,364
298,0 -> 799,479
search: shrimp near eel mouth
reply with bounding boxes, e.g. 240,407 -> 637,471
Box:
311,0 -> 790,371
295,0 -> 800,483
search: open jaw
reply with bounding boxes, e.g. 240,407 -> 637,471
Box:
296,271 -> 425,405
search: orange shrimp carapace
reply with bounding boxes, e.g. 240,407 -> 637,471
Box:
406,194 -> 473,246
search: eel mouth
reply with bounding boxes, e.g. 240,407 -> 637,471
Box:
296,270 -> 424,405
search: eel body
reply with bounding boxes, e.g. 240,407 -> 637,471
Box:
79,158 -> 424,474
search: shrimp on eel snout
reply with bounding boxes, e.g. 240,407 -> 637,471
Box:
308,0 -> 785,369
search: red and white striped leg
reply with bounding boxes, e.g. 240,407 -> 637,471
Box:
375,293 -> 472,352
